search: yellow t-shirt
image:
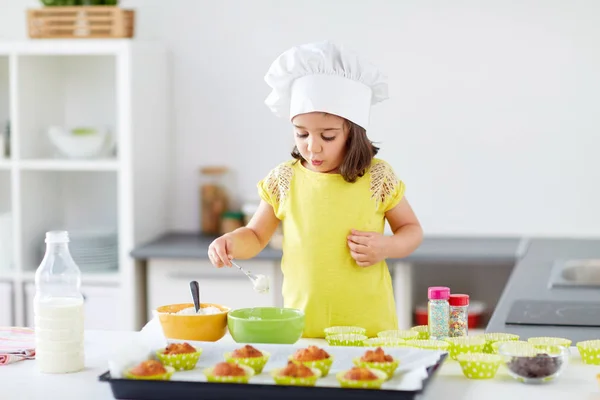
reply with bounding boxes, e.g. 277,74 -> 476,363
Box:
257,158 -> 405,338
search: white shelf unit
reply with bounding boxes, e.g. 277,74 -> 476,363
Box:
0,40 -> 170,330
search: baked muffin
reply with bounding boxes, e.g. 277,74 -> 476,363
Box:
203,361 -> 255,384
362,347 -> 393,363
224,345 -> 270,374
292,346 -> 330,361
271,361 -> 322,387
124,360 -> 175,381
288,346 -> 333,377
156,342 -> 202,371
164,342 -> 197,355
336,366 -> 387,389
213,362 -> 246,377
353,347 -> 399,379
345,367 -> 379,381
232,345 -> 262,358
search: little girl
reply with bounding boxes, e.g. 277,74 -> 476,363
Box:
208,41 -> 423,338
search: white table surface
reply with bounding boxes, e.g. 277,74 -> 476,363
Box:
3,330 -> 600,400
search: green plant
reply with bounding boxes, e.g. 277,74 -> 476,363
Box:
40,0 -> 118,5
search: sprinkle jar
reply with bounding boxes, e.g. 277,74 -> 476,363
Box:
427,286 -> 450,340
449,294 -> 469,337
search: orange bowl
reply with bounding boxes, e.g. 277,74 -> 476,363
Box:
155,303 -> 230,342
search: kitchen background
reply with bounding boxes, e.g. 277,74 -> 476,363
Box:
0,0 -> 598,332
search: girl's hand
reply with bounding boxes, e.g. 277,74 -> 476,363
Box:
208,234 -> 234,268
347,229 -> 390,267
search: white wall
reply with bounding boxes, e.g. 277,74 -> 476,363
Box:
2,0 -> 600,237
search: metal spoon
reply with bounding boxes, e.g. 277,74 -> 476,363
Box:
230,260 -> 269,294
189,280 -> 200,313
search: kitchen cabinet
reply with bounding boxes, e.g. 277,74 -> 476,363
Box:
147,260 -> 281,316
0,40 -> 170,329
0,281 -> 13,326
24,282 -> 121,330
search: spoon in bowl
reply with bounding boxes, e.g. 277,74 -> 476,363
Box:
189,280 -> 201,313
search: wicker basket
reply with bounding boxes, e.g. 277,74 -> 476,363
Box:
27,6 -> 135,39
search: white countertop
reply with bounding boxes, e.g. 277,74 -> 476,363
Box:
3,330 -> 600,400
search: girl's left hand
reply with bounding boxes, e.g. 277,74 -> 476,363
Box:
347,229 -> 389,267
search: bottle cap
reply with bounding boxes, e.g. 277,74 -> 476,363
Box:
449,294 -> 470,306
45,231 -> 69,244
428,286 -> 450,300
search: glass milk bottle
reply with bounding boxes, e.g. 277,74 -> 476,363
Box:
34,231 -> 85,373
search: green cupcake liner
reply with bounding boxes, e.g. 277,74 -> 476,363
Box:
410,325 -> 430,340
380,338 -> 408,348
324,326 -> 366,337
156,350 -> 202,371
123,365 -> 175,381
289,355 -> 334,377
479,333 -> 520,353
362,338 -> 387,347
456,353 -> 502,380
270,367 -> 322,386
444,337 -> 486,360
377,329 -> 419,340
203,364 -> 255,384
336,368 -> 387,389
527,337 -> 572,348
224,351 -> 270,374
577,340 -> 600,365
352,357 -> 399,379
405,339 -> 450,351
497,341 -> 538,357
326,334 -> 367,347
491,340 -> 529,354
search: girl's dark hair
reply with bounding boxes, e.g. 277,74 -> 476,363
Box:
291,119 -> 379,183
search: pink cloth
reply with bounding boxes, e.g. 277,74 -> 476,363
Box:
0,327 -> 35,365
0,349 -> 35,365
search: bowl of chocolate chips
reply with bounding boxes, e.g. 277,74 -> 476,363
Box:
498,342 -> 568,384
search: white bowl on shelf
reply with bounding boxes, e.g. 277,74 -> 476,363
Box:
47,126 -> 113,159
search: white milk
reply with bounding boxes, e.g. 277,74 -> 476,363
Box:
34,297 -> 85,374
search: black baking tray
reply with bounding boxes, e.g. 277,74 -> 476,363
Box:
99,352 -> 447,400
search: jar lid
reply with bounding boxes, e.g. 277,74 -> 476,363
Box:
200,166 -> 228,175
428,286 -> 450,300
45,230 -> 69,243
449,294 -> 470,306
222,211 -> 244,219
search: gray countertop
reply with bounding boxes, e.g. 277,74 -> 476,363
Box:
486,238 -> 600,342
130,232 -> 526,265
131,232 -> 600,342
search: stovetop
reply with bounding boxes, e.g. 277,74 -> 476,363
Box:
506,300 -> 600,327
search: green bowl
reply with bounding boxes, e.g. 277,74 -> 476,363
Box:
227,307 -> 304,344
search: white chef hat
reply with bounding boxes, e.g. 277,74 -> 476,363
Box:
264,41 -> 389,130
